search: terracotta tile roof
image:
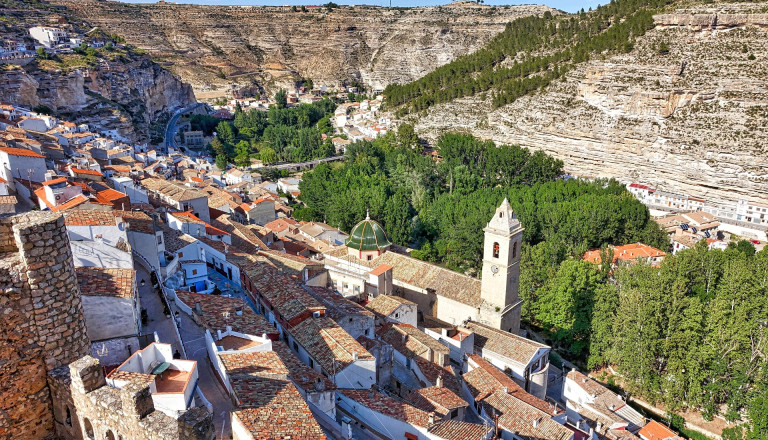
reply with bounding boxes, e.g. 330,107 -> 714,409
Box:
159,223 -> 197,253
405,386 -> 468,416
340,389 -> 430,427
243,262 -> 325,323
0,146 -> 44,158
369,263 -> 393,276
325,248 -> 483,307
365,294 -> 416,317
141,178 -> 207,202
93,188 -> 127,205
75,267 -> 135,299
305,286 -> 374,321
35,186 -> 89,211
0,176 -> 6,183
638,420 -> 681,440
220,351 -> 289,378
465,354 -> 561,415
481,391 -> 572,440
265,217 -> 298,234
231,378 -> 326,440
260,249 -> 322,270
205,223 -> 230,236
64,209 -> 118,227
271,340 -> 334,392
70,167 -> 103,176
217,335 -> 265,351
0,195 -> 16,206
583,243 -> 666,265
172,211 -> 206,224
378,323 -> 449,360
412,358 -> 461,396
115,210 -> 154,234
175,291 -> 277,337
427,420 -> 491,440
41,177 -> 67,186
290,317 -> 374,373
465,321 -> 547,367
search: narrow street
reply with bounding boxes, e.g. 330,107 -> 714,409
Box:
135,262 -> 234,439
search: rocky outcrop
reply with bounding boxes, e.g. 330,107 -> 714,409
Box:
50,0 -> 557,94
0,55 -> 195,141
413,5 -> 768,206
654,13 -> 768,30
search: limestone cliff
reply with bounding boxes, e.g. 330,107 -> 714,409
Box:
413,3 -> 768,206
0,3 -> 196,142
49,0 -> 557,94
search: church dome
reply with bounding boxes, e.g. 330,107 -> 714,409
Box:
345,213 -> 392,251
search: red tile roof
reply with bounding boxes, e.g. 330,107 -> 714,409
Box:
583,243 -> 666,265
265,217 -> 298,234
41,177 -> 67,186
405,386 -> 468,416
638,421 -> 680,440
175,291 -> 277,337
64,210 -> 119,226
172,211 -> 206,224
231,378 -> 326,440
93,188 -> 127,205
427,420 -> 491,440
0,146 -> 44,158
290,317 -> 374,373
465,321 -> 547,366
75,267 -> 136,299
340,389 -> 430,427
70,167 -> 103,176
369,264 -> 393,276
220,351 -> 289,378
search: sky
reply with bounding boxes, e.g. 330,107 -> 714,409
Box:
122,0 -> 606,14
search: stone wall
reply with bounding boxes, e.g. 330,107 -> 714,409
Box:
48,356 -> 215,440
0,212 -> 90,440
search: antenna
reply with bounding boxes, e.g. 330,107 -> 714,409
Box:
97,343 -> 108,357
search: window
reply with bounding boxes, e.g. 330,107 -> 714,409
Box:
499,212 -> 503,218
106,431 -> 116,440
83,419 -> 95,440
65,407 -> 71,427
309,359 -> 314,369
512,242 -> 517,259
450,409 -> 458,419
493,242 -> 499,259
156,234 -> 163,245
192,269 -> 197,275
367,255 -> 372,261
293,342 -> 298,351
178,252 -> 183,258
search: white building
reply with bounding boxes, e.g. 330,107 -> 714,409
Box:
28,26 -> 68,48
0,146 -> 47,192
106,342 -> 199,418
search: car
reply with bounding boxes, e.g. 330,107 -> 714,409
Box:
750,239 -> 761,245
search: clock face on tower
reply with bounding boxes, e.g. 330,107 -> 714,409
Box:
491,265 -> 499,274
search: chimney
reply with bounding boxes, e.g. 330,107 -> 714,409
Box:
315,377 -> 325,391
194,302 -> 202,315
609,404 -> 615,411
368,387 -> 374,399
353,351 -> 358,361
532,418 -> 540,428
436,375 -> 443,388
428,412 -> 435,425
441,328 -> 448,337
235,306 -> 243,316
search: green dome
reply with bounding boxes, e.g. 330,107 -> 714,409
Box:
345,214 -> 392,251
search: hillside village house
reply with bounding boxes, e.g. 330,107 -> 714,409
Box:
324,199 -> 525,334
582,243 -> 666,267
0,146 -> 47,192
142,178 -> 211,223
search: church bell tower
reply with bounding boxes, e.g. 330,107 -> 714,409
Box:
480,198 -> 524,333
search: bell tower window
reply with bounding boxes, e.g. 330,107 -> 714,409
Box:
512,242 -> 517,259
493,242 -> 500,259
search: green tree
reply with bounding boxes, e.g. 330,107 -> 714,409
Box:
234,140 -> 251,167
534,259 -> 603,356
260,147 -> 277,165
215,154 -> 229,170
397,123 -> 418,150
216,121 -> 236,144
274,89 -> 288,109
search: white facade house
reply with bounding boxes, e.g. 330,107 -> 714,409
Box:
28,26 -> 68,48
737,199 -> 768,227
110,176 -> 149,204
287,317 -> 376,389
0,146 -> 47,191
107,343 -> 199,418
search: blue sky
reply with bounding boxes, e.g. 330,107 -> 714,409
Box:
121,0 -> 606,13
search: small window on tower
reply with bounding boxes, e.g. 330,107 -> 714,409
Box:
493,242 -> 500,259
512,242 -> 518,259
499,212 -> 503,218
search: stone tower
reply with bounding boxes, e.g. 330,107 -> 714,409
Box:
0,212 -> 90,439
480,198 -> 524,334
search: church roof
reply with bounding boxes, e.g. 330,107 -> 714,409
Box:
345,214 -> 392,251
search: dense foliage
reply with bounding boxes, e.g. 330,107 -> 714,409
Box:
524,240 -> 768,431
208,98 -> 337,167
384,0 -> 671,114
298,132 -> 666,274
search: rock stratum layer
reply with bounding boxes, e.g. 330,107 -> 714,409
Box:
49,0 -> 556,93
0,3 -> 196,142
414,4 -> 768,206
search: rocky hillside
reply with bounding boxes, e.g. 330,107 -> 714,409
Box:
412,3 -> 768,206
0,2 -> 195,142
48,0 -> 557,95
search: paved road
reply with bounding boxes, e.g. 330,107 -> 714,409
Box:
164,103 -> 206,153
135,263 -> 234,439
